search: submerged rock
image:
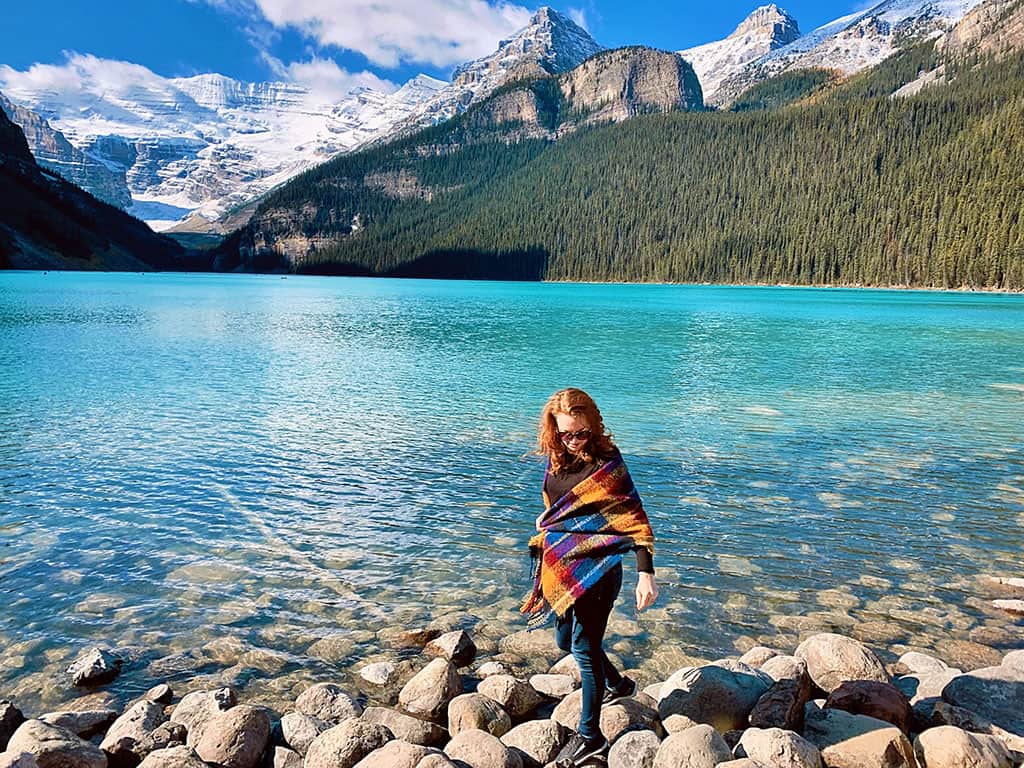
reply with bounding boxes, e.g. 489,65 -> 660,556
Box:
66,647 -> 123,687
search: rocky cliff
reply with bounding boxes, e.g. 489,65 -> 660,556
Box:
937,0 -> 1024,57
0,109 -> 193,270
0,92 -> 131,209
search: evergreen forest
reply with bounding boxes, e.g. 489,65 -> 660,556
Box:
231,42 -> 1024,289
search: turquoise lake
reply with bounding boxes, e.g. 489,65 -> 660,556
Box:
1,271 -> 1023,713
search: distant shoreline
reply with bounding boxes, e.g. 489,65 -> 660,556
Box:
5,269 -> 1023,296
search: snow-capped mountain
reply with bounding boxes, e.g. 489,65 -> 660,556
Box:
712,0 -> 984,105
384,7 -> 604,141
679,5 -> 801,106
0,57 -> 445,229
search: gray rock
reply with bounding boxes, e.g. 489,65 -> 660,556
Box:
194,705 -> 270,768
352,740 -> 437,768
607,729 -> 660,768
304,720 -> 392,768
528,674 -> 577,699
794,634 -> 889,693
7,720 -> 107,768
136,745 -> 206,768
941,658 -> 1024,736
267,746 -> 303,768
0,753 -> 38,768
897,652 -> 950,675
398,659 -> 463,722
500,719 -> 566,767
600,698 -> 660,743
142,686 -> 173,705
652,724 -> 731,768
718,760 -> 769,768
477,662 -> 513,679
740,647 -> 781,669
549,655 -> 581,684
295,683 -> 363,724
425,631 -> 477,668
658,663 -> 772,732
760,656 -> 808,683
38,710 -> 117,738
67,647 -> 123,686
1,701 -> 27,752
913,725 -> 1013,768
359,662 -> 398,687
280,711 -> 329,756
444,729 -> 522,768
169,688 -> 235,748
477,675 -> 543,719
416,755 -> 460,768
735,727 -> 822,768
802,707 -> 915,768
100,701 -> 167,753
894,669 -> 962,706
447,694 -> 511,738
360,707 -> 447,748
922,701 -> 1024,755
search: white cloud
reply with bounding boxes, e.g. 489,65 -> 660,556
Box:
279,57 -> 398,102
235,0 -> 532,68
567,7 -> 588,31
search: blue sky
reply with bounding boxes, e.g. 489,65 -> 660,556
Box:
4,0 -> 866,93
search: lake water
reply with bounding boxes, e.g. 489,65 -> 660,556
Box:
1,271 -> 1022,714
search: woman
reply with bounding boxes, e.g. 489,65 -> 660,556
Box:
521,388 -> 658,766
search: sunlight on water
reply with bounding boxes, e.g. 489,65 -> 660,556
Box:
1,272 -> 1023,712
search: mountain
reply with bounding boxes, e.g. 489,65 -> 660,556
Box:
0,108 -> 192,270
0,7 -> 597,233
679,5 -> 801,106
377,7 -> 604,143
212,38 -> 1024,289
937,0 -> 1024,57
219,45 -> 702,271
0,92 -> 131,209
0,58 -> 446,230
712,0 -> 985,105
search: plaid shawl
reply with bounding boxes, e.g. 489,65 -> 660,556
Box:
520,452 -> 654,630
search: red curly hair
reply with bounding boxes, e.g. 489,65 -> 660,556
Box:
537,388 -> 617,473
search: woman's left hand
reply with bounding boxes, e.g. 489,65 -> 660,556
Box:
636,572 -> 659,612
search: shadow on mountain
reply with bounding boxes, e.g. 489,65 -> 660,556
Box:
384,247 -> 549,281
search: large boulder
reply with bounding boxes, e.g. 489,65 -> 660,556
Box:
67,647 -> 123,686
761,656 -> 809,683
500,719 -> 565,767
921,701 -> 1024,755
0,754 -> 37,768
795,634 -> 889,694
825,681 -> 912,734
444,730 -> 522,768
279,712 -> 329,756
0,701 -> 26,751
398,659 -> 463,722
477,675 -> 543,719
6,720 -> 107,768
893,669 -> 962,706
424,631 -> 476,668
136,746 -> 206,768
193,705 -> 269,768
749,674 -> 812,732
551,689 -> 658,740
913,725 -> 1013,768
652,724 -> 731,768
735,727 -> 822,768
607,729 -> 660,768
352,740 -> 437,768
38,710 -> 117,739
304,720 -> 392,768
528,674 -> 577,699
658,663 -> 772,732
100,700 -> 167,762
803,707 -> 916,768
941,658 -> 1024,736
360,707 -> 447,747
295,683 -> 363,724
169,688 -> 235,747
447,694 -> 511,737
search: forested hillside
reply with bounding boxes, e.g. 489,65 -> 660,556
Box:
225,43 -> 1024,289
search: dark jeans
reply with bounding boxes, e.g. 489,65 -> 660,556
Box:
553,562 -> 624,740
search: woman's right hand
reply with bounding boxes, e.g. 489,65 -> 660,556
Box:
636,572 -> 659,612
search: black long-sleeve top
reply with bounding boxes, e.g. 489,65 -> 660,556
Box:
543,452 -> 654,574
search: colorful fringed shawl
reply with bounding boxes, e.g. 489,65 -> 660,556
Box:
520,452 -> 654,630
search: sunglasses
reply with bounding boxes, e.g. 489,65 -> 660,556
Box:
559,429 -> 592,443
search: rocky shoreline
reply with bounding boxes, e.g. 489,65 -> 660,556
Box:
2,623 -> 1023,768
